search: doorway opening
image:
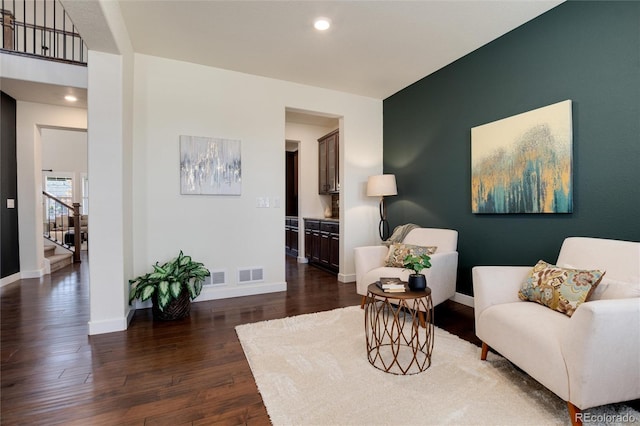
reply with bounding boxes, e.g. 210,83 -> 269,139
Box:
284,108 -> 341,266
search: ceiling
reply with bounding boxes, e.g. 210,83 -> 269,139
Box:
0,77 -> 88,108
116,0 -> 563,99
1,0 -> 563,108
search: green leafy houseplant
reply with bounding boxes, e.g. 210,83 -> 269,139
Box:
403,253 -> 432,274
128,251 -> 210,319
403,253 -> 432,291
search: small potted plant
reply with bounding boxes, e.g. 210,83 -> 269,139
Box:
403,253 -> 432,291
128,250 -> 210,320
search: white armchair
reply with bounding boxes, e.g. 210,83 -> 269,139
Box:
473,237 -> 640,425
354,228 -> 458,308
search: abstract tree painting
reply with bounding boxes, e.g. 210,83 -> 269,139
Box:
471,100 -> 573,214
180,135 -> 242,195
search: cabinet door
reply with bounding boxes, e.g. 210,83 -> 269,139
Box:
320,232 -> 330,266
291,228 -> 299,256
318,130 -> 339,194
318,139 -> 327,194
285,218 -> 290,251
329,232 -> 339,271
326,134 -> 337,193
304,228 -> 312,259
285,227 -> 290,251
290,219 -> 299,256
304,220 -> 321,263
311,231 -> 321,263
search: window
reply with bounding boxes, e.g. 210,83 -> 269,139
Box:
81,174 -> 89,215
44,175 -> 73,219
45,176 -> 73,202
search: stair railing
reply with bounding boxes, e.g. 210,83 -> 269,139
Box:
42,191 -> 81,263
1,0 -> 87,65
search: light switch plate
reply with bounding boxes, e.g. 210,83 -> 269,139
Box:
256,197 -> 270,208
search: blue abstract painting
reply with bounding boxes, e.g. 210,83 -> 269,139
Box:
180,135 -> 242,195
471,100 -> 573,214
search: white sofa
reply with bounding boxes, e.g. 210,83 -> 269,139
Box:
354,228 -> 458,308
473,237 -> 640,425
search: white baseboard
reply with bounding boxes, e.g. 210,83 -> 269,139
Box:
126,306 -> 135,326
338,273 -> 355,283
451,292 -> 474,307
88,316 -> 129,335
0,272 -> 21,287
195,281 -> 287,302
132,282 -> 287,308
297,256 -> 308,264
20,269 -> 45,279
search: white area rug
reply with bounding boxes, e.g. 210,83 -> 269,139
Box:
236,306 -> 639,425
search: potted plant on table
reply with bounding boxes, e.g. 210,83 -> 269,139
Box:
128,250 -> 210,320
403,253 -> 432,291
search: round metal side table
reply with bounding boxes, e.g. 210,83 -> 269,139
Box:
364,283 -> 434,375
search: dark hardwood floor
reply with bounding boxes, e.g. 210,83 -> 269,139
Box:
1,254 -> 478,425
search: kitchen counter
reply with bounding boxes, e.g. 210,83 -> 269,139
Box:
303,217 -> 339,222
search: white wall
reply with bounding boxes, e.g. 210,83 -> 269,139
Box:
1,52 -> 87,88
86,0 -> 135,335
16,102 -> 87,277
132,53 -> 383,303
87,50 -> 132,335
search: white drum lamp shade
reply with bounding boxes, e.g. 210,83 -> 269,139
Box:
367,175 -> 397,197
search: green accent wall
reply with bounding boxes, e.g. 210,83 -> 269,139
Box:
383,1 -> 640,295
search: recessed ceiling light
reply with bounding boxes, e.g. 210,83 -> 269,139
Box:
314,18 -> 331,31
64,95 -> 77,102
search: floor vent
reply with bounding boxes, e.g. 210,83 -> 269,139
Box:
238,267 -> 264,283
205,270 -> 226,286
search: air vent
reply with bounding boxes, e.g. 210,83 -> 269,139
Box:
238,267 -> 264,284
205,269 -> 226,286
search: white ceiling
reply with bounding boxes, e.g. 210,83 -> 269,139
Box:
1,0 -> 564,107
117,0 -> 563,99
0,77 -> 88,108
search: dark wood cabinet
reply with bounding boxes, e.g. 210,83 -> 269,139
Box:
304,219 -> 320,264
304,218 -> 338,274
318,129 -> 339,194
329,230 -> 339,271
285,217 -> 299,257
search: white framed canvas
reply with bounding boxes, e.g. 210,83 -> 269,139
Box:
471,100 -> 573,214
180,135 -> 242,195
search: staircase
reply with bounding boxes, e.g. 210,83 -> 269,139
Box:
42,191 -> 82,264
44,245 -> 72,273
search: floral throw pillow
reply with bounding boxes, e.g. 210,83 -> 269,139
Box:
385,243 -> 437,268
518,260 -> 605,317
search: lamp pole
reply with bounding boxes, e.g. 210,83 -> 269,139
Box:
367,174 -> 397,242
379,196 -> 390,241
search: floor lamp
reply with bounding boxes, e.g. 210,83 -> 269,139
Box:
367,174 -> 397,241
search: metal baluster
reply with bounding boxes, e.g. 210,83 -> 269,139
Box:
62,0 -> 65,60
53,0 -> 56,58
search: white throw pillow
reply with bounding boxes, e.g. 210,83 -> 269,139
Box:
563,263 -> 639,300
590,277 -> 640,300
